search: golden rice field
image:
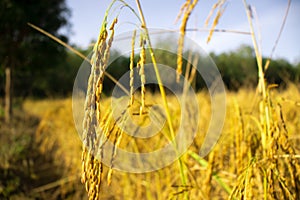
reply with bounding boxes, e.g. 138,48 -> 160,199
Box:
23,84 -> 300,199
1,1 -> 298,199
19,1 -> 299,198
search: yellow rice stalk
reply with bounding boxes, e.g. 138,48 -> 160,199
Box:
174,1 -> 190,24
206,10 -> 223,43
206,0 -> 227,43
135,1 -> 190,198
177,0 -> 198,82
129,30 -> 136,106
204,151 -> 215,198
137,34 -> 146,115
81,17 -> 117,200
204,2 -> 221,27
107,128 -> 124,186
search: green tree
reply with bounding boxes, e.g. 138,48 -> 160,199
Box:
0,0 -> 70,122
265,58 -> 296,88
212,45 -> 257,90
296,62 -> 300,83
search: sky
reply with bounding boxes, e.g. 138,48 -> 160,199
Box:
64,0 -> 300,64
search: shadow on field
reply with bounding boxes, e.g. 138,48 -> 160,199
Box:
0,107 -> 85,199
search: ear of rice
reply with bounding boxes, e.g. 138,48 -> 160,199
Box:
206,0 -> 227,43
138,34 -> 146,115
129,30 -> 136,106
81,17 -> 117,200
177,0 -> 199,82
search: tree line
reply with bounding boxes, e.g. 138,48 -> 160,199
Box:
101,45 -> 300,95
1,44 -> 300,98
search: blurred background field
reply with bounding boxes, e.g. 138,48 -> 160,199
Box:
1,85 -> 299,199
1,0 -> 300,199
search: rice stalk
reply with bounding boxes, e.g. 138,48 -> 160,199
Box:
203,151 -> 215,198
244,160 -> 253,199
134,0 -> 174,155
204,1 -> 221,27
107,128 -> 123,186
188,150 -> 232,195
275,103 -> 300,199
183,50 -> 193,95
229,159 -> 255,199
233,99 -> 247,175
137,34 -> 146,115
176,0 -> 198,82
129,30 -> 136,106
205,0 -> 227,43
242,2 -> 270,156
174,1 -> 189,24
264,0 -> 291,72
188,53 -> 199,89
135,1 -> 191,198
239,2 -> 299,198
81,8 -> 117,199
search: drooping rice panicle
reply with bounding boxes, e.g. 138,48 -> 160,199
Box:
81,16 -> 117,200
206,0 -> 227,43
129,30 -> 136,106
137,34 -> 146,115
177,0 -> 198,82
